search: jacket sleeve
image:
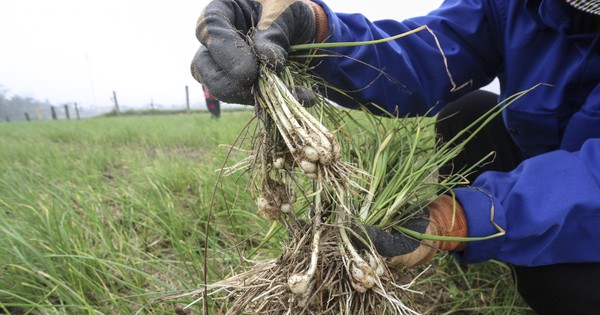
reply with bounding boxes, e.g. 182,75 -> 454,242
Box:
453,138 -> 600,266
310,0 -> 502,116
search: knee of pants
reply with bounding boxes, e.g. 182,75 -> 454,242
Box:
513,264 -> 600,315
434,90 -> 523,181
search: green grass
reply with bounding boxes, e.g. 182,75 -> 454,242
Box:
0,112 -> 530,314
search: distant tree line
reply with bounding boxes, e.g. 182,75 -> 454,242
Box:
0,85 -> 58,122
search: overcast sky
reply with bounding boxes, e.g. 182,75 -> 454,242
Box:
0,0 -> 445,110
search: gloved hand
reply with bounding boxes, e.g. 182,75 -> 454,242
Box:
357,195 -> 468,268
190,0 -> 329,105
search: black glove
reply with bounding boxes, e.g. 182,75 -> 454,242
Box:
355,195 -> 468,268
190,0 -> 320,105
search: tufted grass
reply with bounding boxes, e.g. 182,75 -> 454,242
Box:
0,111 -> 530,314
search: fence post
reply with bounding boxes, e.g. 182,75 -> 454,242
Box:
51,106 -> 57,120
112,91 -> 120,115
64,104 -> 71,120
185,85 -> 190,113
74,102 -> 81,120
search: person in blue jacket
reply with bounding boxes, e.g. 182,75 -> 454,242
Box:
191,0 -> 600,313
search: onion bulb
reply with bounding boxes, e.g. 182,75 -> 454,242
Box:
280,203 -> 292,213
303,146 -> 319,162
273,157 -> 285,169
299,160 -> 317,174
288,273 -> 311,294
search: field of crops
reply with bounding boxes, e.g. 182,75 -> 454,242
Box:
0,112 -> 531,314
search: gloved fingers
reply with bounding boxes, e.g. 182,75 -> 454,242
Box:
355,224 -> 438,268
196,0 -> 257,44
196,0 -> 260,86
367,225 -> 423,257
400,208 -> 432,232
386,243 -> 438,268
193,0 -> 318,105
252,0 -> 316,71
293,86 -> 317,108
191,47 -> 255,105
352,224 -> 421,257
190,48 -> 317,106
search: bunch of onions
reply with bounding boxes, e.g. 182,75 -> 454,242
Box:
251,65 -> 390,301
180,63 -> 416,314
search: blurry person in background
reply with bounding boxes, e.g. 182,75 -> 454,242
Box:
202,85 -> 220,119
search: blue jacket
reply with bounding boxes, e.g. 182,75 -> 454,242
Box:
312,0 -> 600,266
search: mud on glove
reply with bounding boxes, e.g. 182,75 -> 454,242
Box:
357,195 -> 469,268
190,0 -> 329,105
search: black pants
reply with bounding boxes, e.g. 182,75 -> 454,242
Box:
435,90 -> 600,315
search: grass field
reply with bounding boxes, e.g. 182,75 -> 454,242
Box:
0,111 -> 531,314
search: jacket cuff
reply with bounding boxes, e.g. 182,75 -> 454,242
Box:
310,0 -> 339,40
452,187 -> 507,264
309,1 -> 329,43
429,195 -> 468,251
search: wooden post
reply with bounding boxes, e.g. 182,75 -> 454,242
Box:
74,102 -> 81,120
112,90 -> 120,115
51,106 -> 57,120
185,85 -> 190,113
64,104 -> 71,120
